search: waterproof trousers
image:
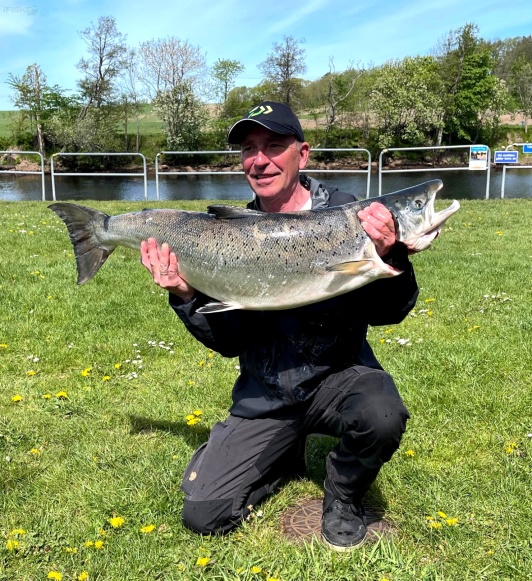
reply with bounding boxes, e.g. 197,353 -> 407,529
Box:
181,365 -> 409,534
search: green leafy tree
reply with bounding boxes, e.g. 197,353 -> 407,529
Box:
369,56 -> 444,149
212,59 -> 244,119
258,36 -> 307,105
509,55 -> 532,133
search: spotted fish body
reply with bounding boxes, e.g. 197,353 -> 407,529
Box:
49,179 -> 459,312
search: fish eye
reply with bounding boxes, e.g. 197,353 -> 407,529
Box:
414,198 -> 424,208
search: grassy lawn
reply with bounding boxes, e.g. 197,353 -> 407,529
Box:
0,198 -> 531,580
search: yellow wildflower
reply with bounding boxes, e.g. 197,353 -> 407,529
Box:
114,363 -> 121,369
140,524 -> 156,534
6,539 -> 20,551
267,578 -> 280,581
84,541 -> 94,548
495,230 -> 504,236
251,566 -> 262,574
196,556 -> 211,567
29,448 -> 41,456
78,573 -> 89,581
10,529 -> 26,536
47,573 -> 63,581
65,547 -> 78,553
102,375 -> 111,381
192,409 -> 203,416
0,343 -> 8,348
428,521 -> 442,529
404,449 -> 415,457
109,516 -> 125,528
446,518 -> 458,526
42,393 -> 52,399
26,370 -> 36,376
198,360 -> 205,367
56,391 -> 68,399
187,417 -> 201,426
424,298 -> 436,303
94,540 -> 104,549
437,511 -> 447,519
81,367 -> 92,377
12,394 -> 23,402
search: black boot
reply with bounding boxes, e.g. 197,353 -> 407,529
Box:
321,482 -> 367,551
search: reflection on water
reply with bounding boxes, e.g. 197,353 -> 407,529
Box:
1,168 -> 531,203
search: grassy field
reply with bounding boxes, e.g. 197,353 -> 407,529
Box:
0,198 -> 531,580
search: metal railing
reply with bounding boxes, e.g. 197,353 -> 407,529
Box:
500,165 -> 532,198
0,150 -> 46,200
50,152 -> 148,201
378,145 -> 491,199
155,148 -> 371,200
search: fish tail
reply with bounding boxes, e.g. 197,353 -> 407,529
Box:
49,202 -> 114,285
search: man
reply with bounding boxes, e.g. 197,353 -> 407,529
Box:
141,101 -> 418,551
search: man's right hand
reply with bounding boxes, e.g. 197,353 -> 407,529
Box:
140,237 -> 196,301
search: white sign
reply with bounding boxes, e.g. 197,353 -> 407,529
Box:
469,146 -> 488,170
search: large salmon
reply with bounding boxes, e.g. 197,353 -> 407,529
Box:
49,179 -> 459,312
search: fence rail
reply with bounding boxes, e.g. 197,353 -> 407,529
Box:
0,150 -> 46,200
50,152 -> 148,201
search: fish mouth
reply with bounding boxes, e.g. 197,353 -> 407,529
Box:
404,199 -> 460,251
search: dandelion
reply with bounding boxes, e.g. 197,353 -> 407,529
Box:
251,566 -> 262,574
446,518 -> 458,526
80,367 -> 92,377
198,360 -> 205,367
29,448 -> 41,456
47,572 -> 63,581
65,547 -> 78,553
102,376 -> 111,381
26,370 -> 36,376
78,573 -> 89,581
267,578 -> 280,581
12,394 -> 23,402
42,393 -> 52,399
192,410 -> 203,417
6,539 -> 20,551
0,343 -> 8,348
505,441 -> 519,454
140,524 -> 156,534
94,540 -> 104,549
84,541 -> 94,548
196,556 -> 211,567
437,511 -> 447,519
56,391 -> 68,399
114,363 -> 121,369
10,529 -> 26,536
187,417 -> 201,426
404,449 -> 415,457
428,521 -> 442,529
109,516 -> 125,528
495,230 -> 504,236
467,325 -> 481,332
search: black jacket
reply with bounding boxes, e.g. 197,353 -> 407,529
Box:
170,175 -> 419,418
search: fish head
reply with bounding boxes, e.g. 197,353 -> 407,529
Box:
380,180 -> 460,252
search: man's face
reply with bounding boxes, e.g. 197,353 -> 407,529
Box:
240,126 -> 309,202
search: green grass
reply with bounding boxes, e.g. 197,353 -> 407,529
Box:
0,199 -> 531,580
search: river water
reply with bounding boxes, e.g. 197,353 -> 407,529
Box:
1,168 -> 531,203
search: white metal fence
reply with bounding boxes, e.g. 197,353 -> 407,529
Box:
0,150 -> 46,200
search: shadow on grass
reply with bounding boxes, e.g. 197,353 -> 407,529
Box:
128,414 -> 211,443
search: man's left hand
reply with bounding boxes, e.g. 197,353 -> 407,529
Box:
358,203 -> 396,257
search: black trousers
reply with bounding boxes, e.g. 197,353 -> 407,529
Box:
181,366 -> 410,534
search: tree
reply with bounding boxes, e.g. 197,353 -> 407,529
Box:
7,64 -> 73,155
369,56 -> 444,149
258,36 -> 306,105
509,55 -> 532,133
138,37 -> 208,149
434,23 -> 509,143
212,58 -> 244,123
77,16 -> 128,113
118,49 -> 143,151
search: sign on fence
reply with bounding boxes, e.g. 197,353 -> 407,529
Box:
469,145 -> 488,170
494,151 -> 519,164
523,144 -> 532,154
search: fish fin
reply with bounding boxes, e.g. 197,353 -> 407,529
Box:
196,301 -> 241,314
326,260 -> 375,274
48,202 -> 114,285
207,205 -> 264,219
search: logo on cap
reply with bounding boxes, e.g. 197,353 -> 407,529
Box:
248,105 -> 273,118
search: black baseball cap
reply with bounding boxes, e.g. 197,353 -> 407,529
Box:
227,101 -> 305,144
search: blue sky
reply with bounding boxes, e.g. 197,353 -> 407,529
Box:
1,0 -> 531,110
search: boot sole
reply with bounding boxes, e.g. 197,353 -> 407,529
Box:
321,531 -> 367,552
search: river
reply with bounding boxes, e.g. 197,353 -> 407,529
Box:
0,168 -> 531,203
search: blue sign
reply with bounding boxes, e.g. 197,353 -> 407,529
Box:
494,151 -> 518,163
523,144 -> 532,153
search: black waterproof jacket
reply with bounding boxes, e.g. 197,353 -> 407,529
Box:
170,175 -> 419,418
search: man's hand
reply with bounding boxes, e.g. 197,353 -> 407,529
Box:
358,203 -> 396,257
140,238 -> 196,301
